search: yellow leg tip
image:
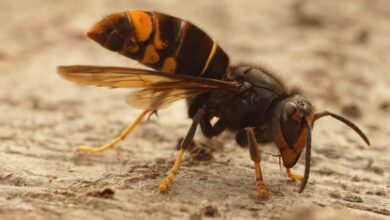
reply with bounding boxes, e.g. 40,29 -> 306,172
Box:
159,183 -> 168,193
289,174 -> 303,182
75,146 -> 100,154
158,149 -> 184,193
257,188 -> 268,199
256,181 -> 268,199
287,168 -> 303,182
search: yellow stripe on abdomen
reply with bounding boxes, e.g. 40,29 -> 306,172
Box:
200,42 -> 217,75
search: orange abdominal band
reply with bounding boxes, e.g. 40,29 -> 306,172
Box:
128,11 -> 153,42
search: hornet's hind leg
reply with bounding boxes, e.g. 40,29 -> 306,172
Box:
159,109 -> 205,193
174,114 -> 225,161
76,110 -> 150,154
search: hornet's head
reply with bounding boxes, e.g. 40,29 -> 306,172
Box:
270,94 -> 370,193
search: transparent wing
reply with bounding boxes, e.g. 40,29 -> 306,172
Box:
58,65 -> 238,90
126,88 -> 206,110
58,65 -> 239,110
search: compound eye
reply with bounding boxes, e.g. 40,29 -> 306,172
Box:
281,102 -> 303,146
283,102 -> 297,121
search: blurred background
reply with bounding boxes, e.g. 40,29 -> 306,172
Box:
0,0 -> 389,219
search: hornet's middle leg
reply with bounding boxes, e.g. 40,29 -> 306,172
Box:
159,109 -> 205,193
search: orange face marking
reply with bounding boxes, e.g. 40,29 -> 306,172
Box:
276,125 -> 308,168
280,149 -> 299,168
161,57 -> 177,73
128,11 -> 153,42
142,44 -> 160,64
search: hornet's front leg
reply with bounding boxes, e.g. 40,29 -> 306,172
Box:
245,127 -> 268,199
159,108 -> 205,193
286,168 -> 303,182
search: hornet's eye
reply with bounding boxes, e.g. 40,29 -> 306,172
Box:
282,102 -> 297,121
281,102 -> 304,146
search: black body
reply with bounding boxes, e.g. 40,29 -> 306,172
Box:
188,65 -> 291,146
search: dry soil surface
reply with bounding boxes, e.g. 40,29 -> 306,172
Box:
0,0 -> 389,219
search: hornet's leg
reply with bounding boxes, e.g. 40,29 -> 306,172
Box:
245,127 -> 268,198
286,168 -> 303,182
76,110 -> 150,154
174,115 -> 225,161
159,109 -> 205,193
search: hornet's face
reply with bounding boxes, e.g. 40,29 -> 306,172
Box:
281,96 -> 313,149
270,94 -> 370,193
272,95 -> 313,168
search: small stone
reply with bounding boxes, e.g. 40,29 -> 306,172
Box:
202,204 -> 220,217
379,101 -> 390,111
329,191 -> 341,199
86,188 -> 115,199
341,104 -> 362,119
343,194 -> 363,203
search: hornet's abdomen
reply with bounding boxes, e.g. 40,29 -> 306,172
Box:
87,10 -> 229,78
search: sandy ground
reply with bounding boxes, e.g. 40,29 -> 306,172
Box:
0,0 -> 389,219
